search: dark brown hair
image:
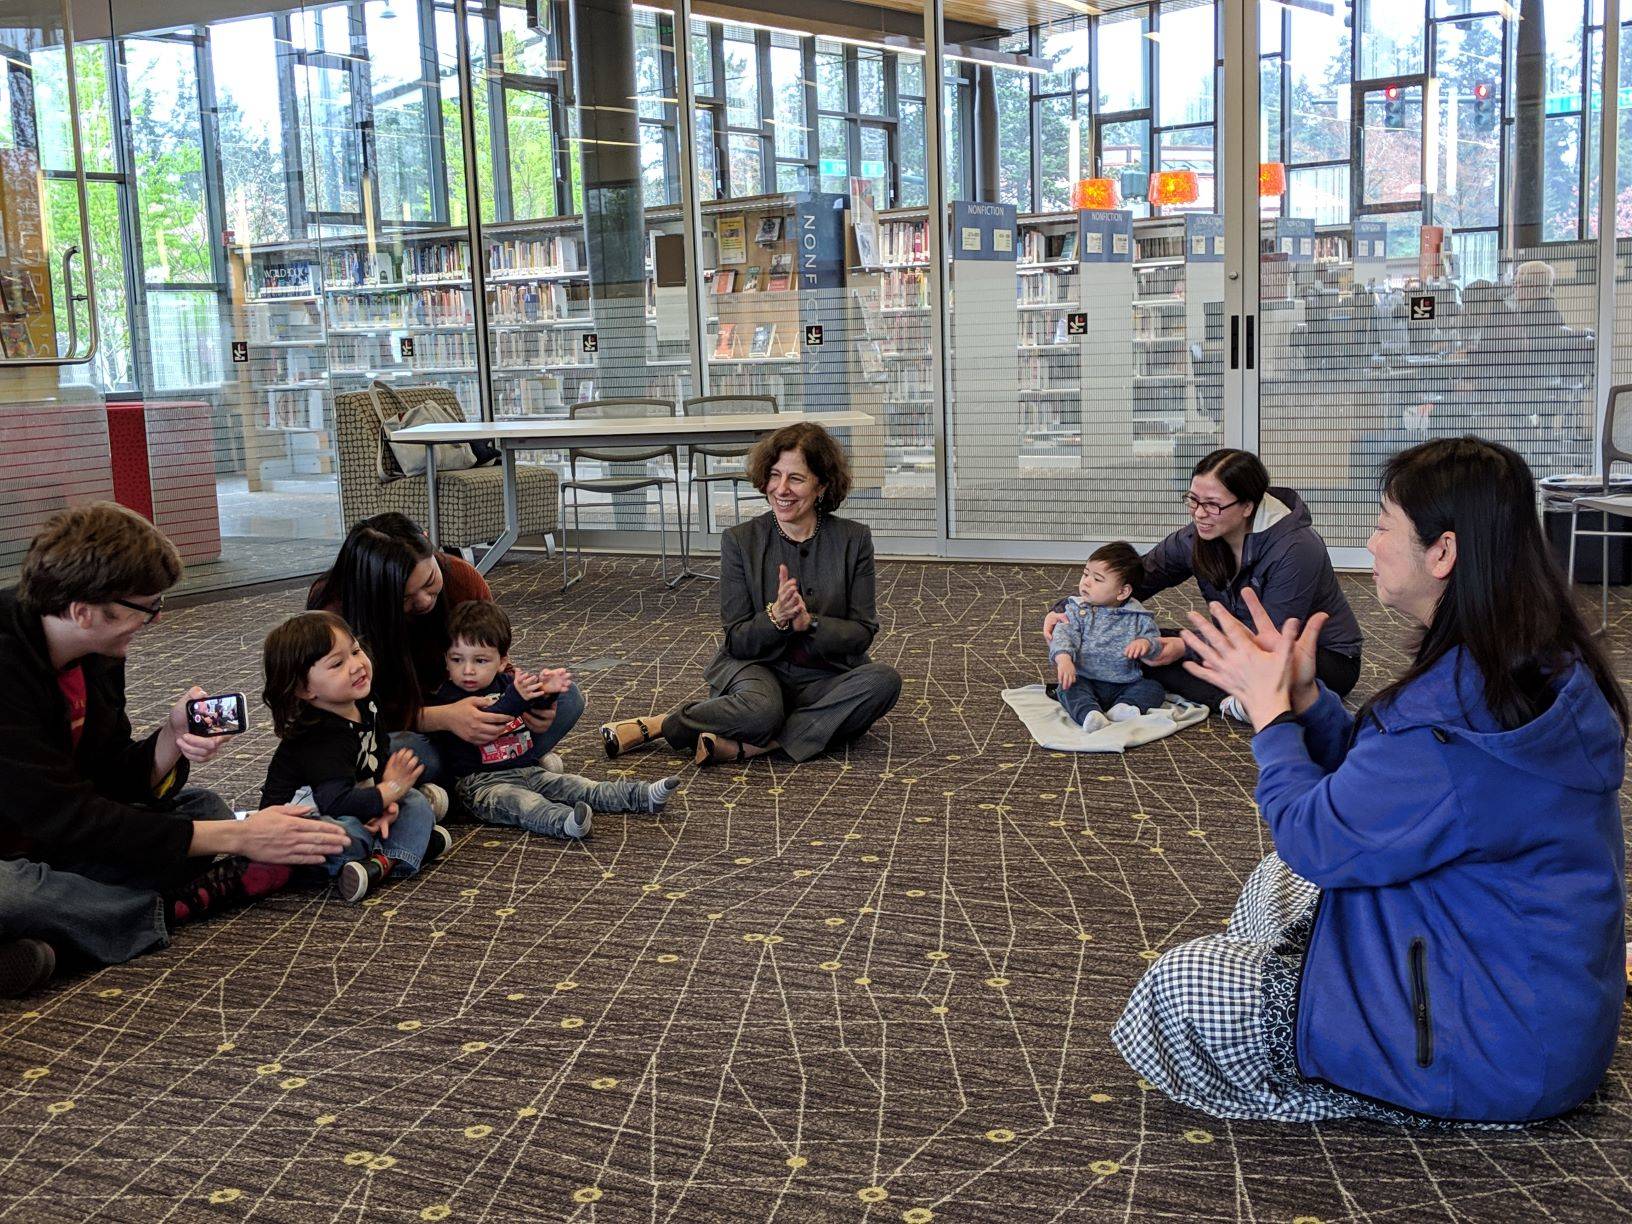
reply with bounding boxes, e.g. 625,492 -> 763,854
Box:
1365,437 -> 1627,733
262,611 -> 358,738
308,513 -> 441,727
1190,449 -> 1270,589
447,600 -> 512,657
18,502 -> 183,616
1088,541 -> 1142,590
745,421 -> 852,511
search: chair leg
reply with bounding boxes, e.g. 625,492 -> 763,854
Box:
1602,527 -> 1611,632
562,486 -> 584,592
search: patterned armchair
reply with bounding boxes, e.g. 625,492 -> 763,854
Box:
333,385 -> 559,550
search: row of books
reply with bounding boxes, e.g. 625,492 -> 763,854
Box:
324,249 -> 399,287
881,218 -> 930,265
490,280 -> 588,323
711,265 -> 794,294
327,291 -> 407,326
408,287 -> 474,327
880,268 -> 930,311
408,242 -> 471,280
411,331 -> 477,369
1019,229 -> 1080,264
1019,274 -> 1076,305
487,236 -> 582,275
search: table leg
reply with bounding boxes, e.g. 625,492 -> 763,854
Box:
424,445 -> 441,549
475,443 -> 522,575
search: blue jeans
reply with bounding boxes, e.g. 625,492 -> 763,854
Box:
292,786 -> 437,875
1057,675 -> 1167,723
456,764 -> 650,839
397,682 -> 584,784
0,858 -> 168,966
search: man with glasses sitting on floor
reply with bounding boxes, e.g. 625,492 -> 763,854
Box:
0,503 -> 348,998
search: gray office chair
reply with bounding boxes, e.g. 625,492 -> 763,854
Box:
680,393 -> 779,578
1565,383 -> 1632,630
559,398 -> 682,590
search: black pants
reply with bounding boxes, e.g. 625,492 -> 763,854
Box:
1142,632 -> 1362,710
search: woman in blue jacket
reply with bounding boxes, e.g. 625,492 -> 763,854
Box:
1043,449 -> 1364,716
1114,436 -> 1627,1124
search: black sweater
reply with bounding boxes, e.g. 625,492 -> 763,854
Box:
0,587 -> 193,876
259,701 -> 388,820
426,677 -> 548,779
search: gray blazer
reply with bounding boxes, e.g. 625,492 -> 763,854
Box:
706,511 -> 881,692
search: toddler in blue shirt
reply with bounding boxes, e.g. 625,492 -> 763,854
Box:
1049,542 -> 1168,731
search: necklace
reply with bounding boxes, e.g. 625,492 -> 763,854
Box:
774,512 -> 822,547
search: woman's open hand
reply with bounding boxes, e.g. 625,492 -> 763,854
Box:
1041,611 -> 1066,644
1178,588 -> 1326,730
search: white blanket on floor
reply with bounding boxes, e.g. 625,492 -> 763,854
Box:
1000,684 -> 1209,753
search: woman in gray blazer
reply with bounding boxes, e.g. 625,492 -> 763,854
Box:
601,422 -> 901,766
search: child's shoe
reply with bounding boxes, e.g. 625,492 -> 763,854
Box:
1106,703 -> 1141,722
423,825 -> 454,866
646,775 -> 681,815
0,939 -> 55,999
338,853 -> 393,904
564,802 -> 593,839
166,857 -> 291,927
419,784 -> 450,822
1080,711 -> 1110,733
542,753 -> 565,774
1219,696 -> 1249,722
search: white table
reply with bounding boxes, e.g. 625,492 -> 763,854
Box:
390,410 -> 876,576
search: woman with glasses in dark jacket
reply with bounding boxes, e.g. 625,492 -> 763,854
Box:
1044,449 -> 1364,716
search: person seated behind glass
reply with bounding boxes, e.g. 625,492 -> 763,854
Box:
1048,542 -> 1168,732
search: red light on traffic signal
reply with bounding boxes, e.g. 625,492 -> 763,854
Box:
1473,82 -> 1492,100
1385,85 -> 1401,100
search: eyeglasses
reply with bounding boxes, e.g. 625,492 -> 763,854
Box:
1183,493 -> 1241,518
111,596 -> 164,625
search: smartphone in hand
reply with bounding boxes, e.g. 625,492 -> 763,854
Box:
186,692 -> 248,737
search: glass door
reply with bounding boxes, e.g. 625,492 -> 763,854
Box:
1256,0 -> 1604,553
940,0 -> 1232,548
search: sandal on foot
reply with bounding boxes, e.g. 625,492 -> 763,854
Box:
695,733 -> 747,767
602,717 -> 659,759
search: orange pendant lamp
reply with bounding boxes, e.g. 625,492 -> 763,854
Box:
1072,177 -> 1119,210
1259,162 -> 1287,197
1148,169 -> 1200,207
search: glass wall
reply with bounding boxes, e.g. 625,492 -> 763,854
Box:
5,0 -> 1632,583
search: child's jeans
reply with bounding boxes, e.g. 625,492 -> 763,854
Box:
456,766 -> 653,839
290,786 -> 438,876
1056,675 -> 1167,724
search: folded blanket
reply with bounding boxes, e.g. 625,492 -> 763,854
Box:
1000,684 -> 1208,753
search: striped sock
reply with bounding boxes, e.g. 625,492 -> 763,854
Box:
647,776 -> 681,813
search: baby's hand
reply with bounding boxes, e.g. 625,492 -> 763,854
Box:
511,670 -> 548,702
537,667 -> 573,695
1055,655 -> 1077,689
1124,639 -> 1151,660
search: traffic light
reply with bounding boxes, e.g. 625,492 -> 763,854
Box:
1383,85 -> 1406,130
1472,81 -> 1497,132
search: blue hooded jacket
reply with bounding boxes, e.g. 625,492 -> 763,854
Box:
1252,649 -> 1626,1122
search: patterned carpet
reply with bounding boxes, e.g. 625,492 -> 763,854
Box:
1,555 -> 1629,1223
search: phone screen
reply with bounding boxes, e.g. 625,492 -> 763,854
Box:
186,692 -> 248,737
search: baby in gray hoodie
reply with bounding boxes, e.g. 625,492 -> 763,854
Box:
1049,542 -> 1168,731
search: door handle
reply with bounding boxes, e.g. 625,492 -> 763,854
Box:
1245,314 -> 1255,371
1229,314 -> 1239,370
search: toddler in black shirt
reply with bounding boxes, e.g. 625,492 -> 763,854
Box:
260,612 -> 451,902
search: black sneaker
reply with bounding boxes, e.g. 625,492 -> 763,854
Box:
423,825 -> 454,866
0,939 -> 55,998
165,857 -> 292,927
338,855 -> 391,904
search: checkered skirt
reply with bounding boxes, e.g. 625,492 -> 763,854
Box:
1112,852 -> 1480,1126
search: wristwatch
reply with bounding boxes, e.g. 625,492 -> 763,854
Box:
805,616 -> 820,634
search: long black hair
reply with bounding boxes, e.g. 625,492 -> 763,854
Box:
1191,449 -> 1270,589
307,513 -> 444,727
1367,436 -> 1627,733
